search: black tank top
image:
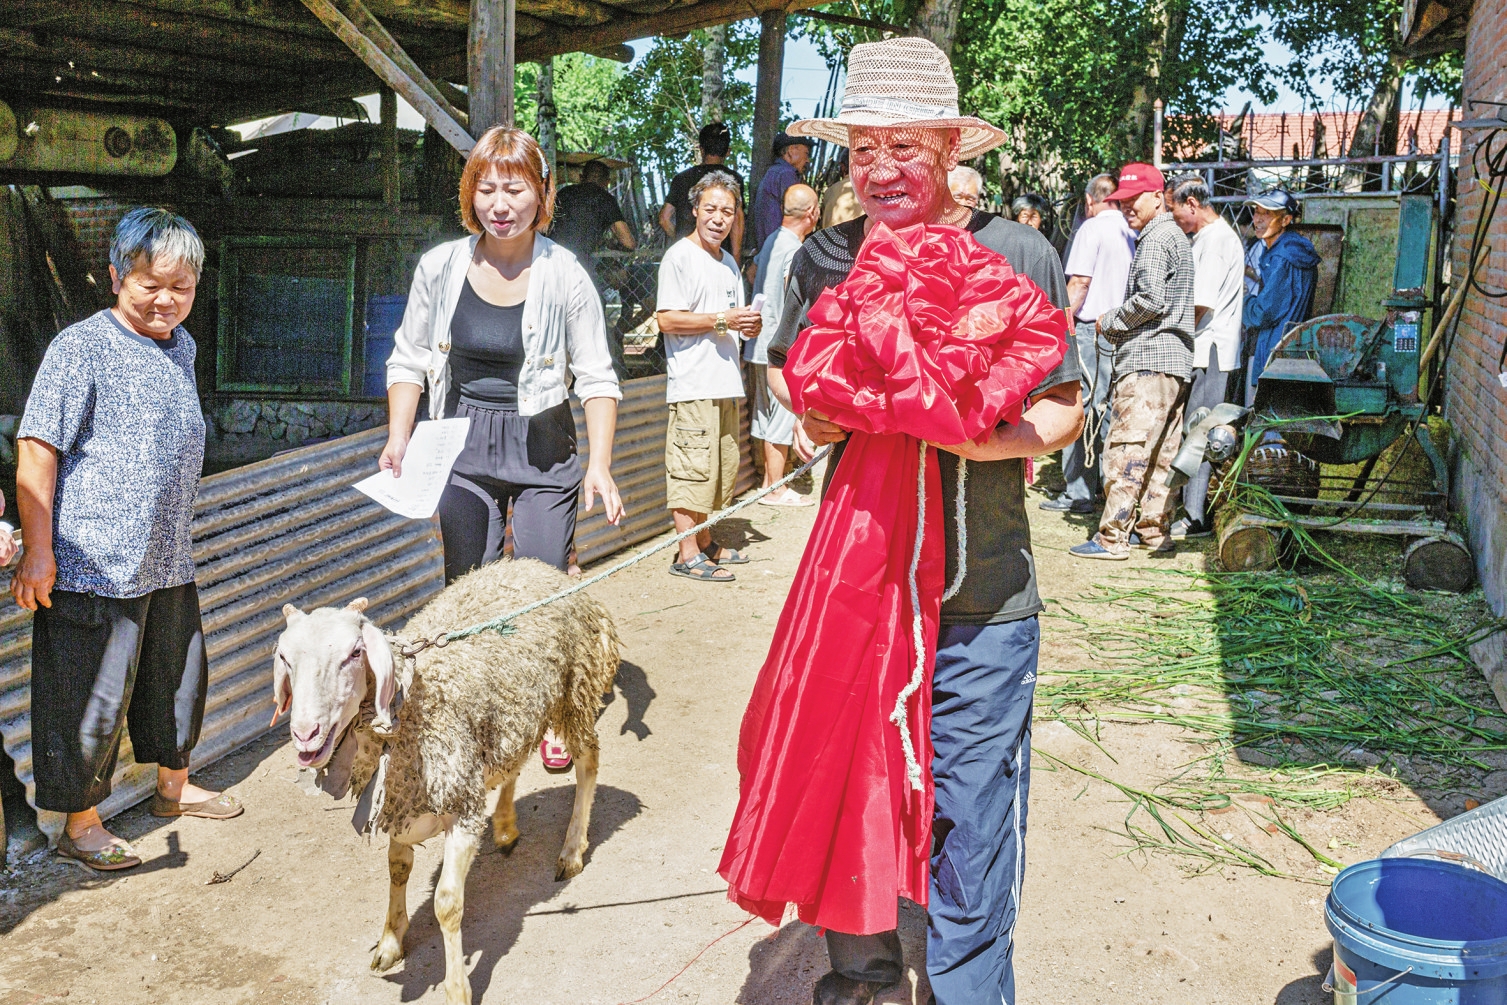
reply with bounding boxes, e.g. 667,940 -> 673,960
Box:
447,278 -> 525,410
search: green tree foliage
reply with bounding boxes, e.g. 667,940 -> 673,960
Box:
512,53 -> 624,154
602,26 -> 760,196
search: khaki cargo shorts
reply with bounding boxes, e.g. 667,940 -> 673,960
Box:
665,397 -> 740,514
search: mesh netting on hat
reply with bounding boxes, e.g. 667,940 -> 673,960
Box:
786,37 -> 1007,159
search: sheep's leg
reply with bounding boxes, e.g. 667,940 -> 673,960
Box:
491,766 -> 522,854
435,826 -> 481,1005
371,839 -> 414,972
555,743 -> 598,881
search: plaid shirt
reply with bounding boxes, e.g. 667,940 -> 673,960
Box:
1098,211 -> 1195,380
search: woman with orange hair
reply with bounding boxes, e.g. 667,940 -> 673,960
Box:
382,127 -> 623,770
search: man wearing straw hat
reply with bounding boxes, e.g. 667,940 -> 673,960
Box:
751,36 -> 1084,1005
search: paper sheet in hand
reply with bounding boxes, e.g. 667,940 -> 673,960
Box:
353,417 -> 470,519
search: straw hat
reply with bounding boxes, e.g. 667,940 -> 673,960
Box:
787,37 -> 1007,160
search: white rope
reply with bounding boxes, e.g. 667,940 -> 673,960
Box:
891,447 -> 969,792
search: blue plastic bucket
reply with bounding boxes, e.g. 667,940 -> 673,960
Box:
1326,858 -> 1507,1003
364,295 -> 408,398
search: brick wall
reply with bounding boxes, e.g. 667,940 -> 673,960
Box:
1446,0 -> 1507,610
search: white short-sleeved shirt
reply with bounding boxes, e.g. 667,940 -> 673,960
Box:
1191,217 -> 1246,371
656,236 -> 746,403
1063,209 -> 1137,323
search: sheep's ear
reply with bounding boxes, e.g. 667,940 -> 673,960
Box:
282,603 -> 304,622
346,597 -> 369,613
270,650 -> 293,728
361,621 -> 397,722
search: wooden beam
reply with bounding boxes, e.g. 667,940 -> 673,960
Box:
0,26 -> 287,83
300,0 -> 475,152
791,8 -> 904,33
333,0 -> 469,126
750,8 -> 785,198
469,0 -> 516,133
513,0 -> 806,62
3,0 -> 357,65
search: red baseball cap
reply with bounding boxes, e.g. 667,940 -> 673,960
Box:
1106,163 -> 1165,202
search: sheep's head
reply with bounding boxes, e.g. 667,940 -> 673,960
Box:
271,597 -> 395,770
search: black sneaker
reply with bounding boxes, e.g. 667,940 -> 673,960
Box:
1039,495 -> 1096,514
1171,517 -> 1213,539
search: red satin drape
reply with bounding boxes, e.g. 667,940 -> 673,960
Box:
718,223 -> 1068,935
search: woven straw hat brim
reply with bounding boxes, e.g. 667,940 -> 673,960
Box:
787,114 -> 1008,160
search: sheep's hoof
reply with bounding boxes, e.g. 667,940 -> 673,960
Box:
555,856 -> 583,882
496,834 -> 519,856
371,937 -> 405,973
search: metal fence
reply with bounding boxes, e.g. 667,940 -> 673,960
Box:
0,426 -> 445,842
2,375 -> 755,843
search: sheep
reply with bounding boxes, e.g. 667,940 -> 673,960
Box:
272,557 -> 621,1005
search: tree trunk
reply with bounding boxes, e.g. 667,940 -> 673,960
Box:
1121,0 -> 1189,161
1342,49 -> 1406,191
536,56 -> 557,182
701,24 -> 725,127
909,0 -> 963,59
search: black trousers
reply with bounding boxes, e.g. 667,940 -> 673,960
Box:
31,583 -> 209,813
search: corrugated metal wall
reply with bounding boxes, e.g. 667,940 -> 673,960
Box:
0,374 -> 753,833
574,373 -> 757,565
0,426 -> 445,836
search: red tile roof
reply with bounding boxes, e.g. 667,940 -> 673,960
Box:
1168,109 -> 1455,161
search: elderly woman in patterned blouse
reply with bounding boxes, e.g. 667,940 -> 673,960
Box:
11,207 -> 242,872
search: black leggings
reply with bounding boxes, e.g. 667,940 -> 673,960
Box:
437,472 -> 578,578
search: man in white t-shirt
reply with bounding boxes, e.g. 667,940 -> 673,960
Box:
1043,172 -> 1137,513
655,171 -> 762,582
1168,173 -> 1245,537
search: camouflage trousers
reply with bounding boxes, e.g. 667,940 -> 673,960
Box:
1094,371 -> 1187,552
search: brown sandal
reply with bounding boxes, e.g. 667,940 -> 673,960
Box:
56,830 -> 141,872
151,790 -> 244,820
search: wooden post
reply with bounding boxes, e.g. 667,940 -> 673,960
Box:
381,88 -> 401,207
750,9 -> 786,204
470,0 -> 516,135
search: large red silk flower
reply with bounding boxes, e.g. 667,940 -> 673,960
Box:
719,224 -> 1068,935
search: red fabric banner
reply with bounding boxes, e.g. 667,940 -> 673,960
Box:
718,223 -> 1068,935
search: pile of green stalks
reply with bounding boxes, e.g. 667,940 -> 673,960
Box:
1039,567 -> 1507,880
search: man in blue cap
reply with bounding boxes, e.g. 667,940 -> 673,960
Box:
1243,190 -> 1320,400
752,131 -> 815,251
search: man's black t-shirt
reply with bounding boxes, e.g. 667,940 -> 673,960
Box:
664,162 -> 747,253
550,182 -> 626,263
766,212 -> 1079,626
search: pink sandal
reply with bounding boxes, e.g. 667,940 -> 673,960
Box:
540,733 -> 573,773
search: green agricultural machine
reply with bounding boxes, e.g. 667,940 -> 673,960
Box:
1215,194 -> 1473,591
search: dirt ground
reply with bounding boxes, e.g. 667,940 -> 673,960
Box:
0,460 -> 1494,1005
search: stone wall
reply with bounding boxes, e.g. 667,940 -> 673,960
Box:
204,398 -> 386,472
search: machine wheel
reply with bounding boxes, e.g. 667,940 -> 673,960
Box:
1403,533 -> 1474,592
1216,508 -> 1281,572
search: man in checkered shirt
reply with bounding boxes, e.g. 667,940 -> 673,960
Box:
1071,162 -> 1196,560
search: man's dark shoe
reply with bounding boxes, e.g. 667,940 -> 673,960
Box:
813,971 -> 891,1005
1039,495 -> 1096,514
1171,516 -> 1213,539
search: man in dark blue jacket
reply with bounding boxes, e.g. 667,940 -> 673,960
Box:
1243,190 -> 1321,399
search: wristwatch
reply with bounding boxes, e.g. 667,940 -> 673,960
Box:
714,311 -> 728,336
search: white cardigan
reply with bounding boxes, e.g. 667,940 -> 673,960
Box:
386,234 -> 621,419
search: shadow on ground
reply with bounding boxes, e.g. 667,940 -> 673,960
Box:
599,660 -> 656,740
736,900 -> 932,1004
0,730 -> 281,935
1274,945 -> 1332,1004
382,782 -> 644,1003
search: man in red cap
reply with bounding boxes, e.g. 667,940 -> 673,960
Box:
1070,162 -> 1196,561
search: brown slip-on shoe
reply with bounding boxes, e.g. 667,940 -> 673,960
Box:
151,790 -> 244,820
56,831 -> 141,872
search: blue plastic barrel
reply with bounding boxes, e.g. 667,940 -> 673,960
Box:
1326,858 -> 1507,1003
364,295 -> 408,398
